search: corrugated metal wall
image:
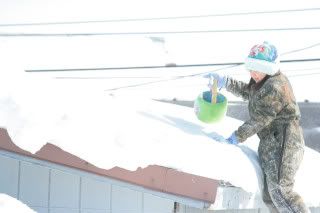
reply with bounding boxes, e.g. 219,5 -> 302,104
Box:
1,150 -> 319,213
0,151 -> 176,213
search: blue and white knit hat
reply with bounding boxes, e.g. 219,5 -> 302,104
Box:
244,41 -> 280,75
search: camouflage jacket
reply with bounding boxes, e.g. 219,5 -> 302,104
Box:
225,72 -> 302,143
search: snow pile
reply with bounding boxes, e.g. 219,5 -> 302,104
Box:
0,75 -> 263,193
1,70 -> 320,206
0,194 -> 36,213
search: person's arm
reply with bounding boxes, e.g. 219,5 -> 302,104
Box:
225,77 -> 250,100
234,84 -> 283,142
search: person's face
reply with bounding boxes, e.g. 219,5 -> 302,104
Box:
249,70 -> 266,83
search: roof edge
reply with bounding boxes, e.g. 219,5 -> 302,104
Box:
0,128 -> 218,203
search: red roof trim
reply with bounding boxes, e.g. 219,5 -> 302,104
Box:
0,128 -> 218,203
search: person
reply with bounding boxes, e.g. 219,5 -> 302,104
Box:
208,41 -> 309,213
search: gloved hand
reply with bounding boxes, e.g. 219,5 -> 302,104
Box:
204,73 -> 227,90
226,132 -> 239,145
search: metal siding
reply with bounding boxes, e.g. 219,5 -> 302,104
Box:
32,207 -> 49,213
50,169 -> 80,209
50,208 -> 79,213
185,206 -> 261,213
0,151 -> 209,211
143,193 -> 174,213
81,177 -> 111,210
19,161 -> 50,207
112,185 -> 143,212
81,210 -> 110,213
80,209 -> 111,213
0,155 -> 19,197
175,203 -> 186,213
6,151 -> 319,213
310,207 -> 320,213
186,206 -> 210,213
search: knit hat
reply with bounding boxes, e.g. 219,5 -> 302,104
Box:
244,41 -> 280,75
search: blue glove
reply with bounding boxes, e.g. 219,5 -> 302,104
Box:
226,132 -> 239,145
205,73 -> 227,90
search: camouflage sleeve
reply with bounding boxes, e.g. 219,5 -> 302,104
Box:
235,84 -> 284,142
225,77 -> 250,100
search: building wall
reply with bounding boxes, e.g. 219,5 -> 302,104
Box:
0,151 -> 176,213
1,150 -> 319,213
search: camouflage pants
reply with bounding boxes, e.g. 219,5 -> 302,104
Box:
258,122 -> 309,213
262,173 -> 309,213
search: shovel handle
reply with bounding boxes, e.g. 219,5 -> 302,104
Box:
211,79 -> 218,104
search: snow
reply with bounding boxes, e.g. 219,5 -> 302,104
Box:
1,1 -> 320,207
0,193 -> 36,213
1,65 -> 320,207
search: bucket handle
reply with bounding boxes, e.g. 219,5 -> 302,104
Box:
211,79 -> 218,104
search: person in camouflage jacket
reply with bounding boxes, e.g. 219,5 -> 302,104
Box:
209,42 -> 308,213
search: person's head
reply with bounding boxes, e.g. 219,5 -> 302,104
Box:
249,70 -> 266,83
245,41 -> 280,83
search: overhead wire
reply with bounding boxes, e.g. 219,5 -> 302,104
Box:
0,7 -> 319,27
1,27 -> 320,37
23,43 -> 320,90
25,58 -> 320,73
103,65 -> 239,92
27,58 -> 320,92
281,42 -> 320,56
24,58 -> 320,92
4,6 -> 319,90
97,57 -> 320,91
1,7 -> 319,37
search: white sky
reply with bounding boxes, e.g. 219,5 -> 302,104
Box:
1,0 -> 320,21
1,0 -> 320,67
1,0 -> 320,208
1,1 -> 320,77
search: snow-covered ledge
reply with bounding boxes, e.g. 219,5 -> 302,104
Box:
210,185 -> 267,210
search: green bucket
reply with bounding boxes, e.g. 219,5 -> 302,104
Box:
194,91 -> 228,123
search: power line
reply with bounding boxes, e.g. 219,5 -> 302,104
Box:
25,58 -> 320,73
1,7 -> 319,27
283,67 -> 320,72
2,26 -> 320,37
287,72 -> 320,78
25,63 -> 241,72
23,44 -> 320,91
25,58 -> 320,91
281,42 -> 320,56
102,65 -> 239,92
55,67 -> 320,80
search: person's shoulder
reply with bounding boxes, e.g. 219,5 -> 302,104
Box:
266,72 -> 288,87
265,72 -> 294,98
260,73 -> 285,97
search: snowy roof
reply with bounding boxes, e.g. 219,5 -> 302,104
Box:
1,31 -> 320,204
1,66 -> 320,207
0,128 -> 218,203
